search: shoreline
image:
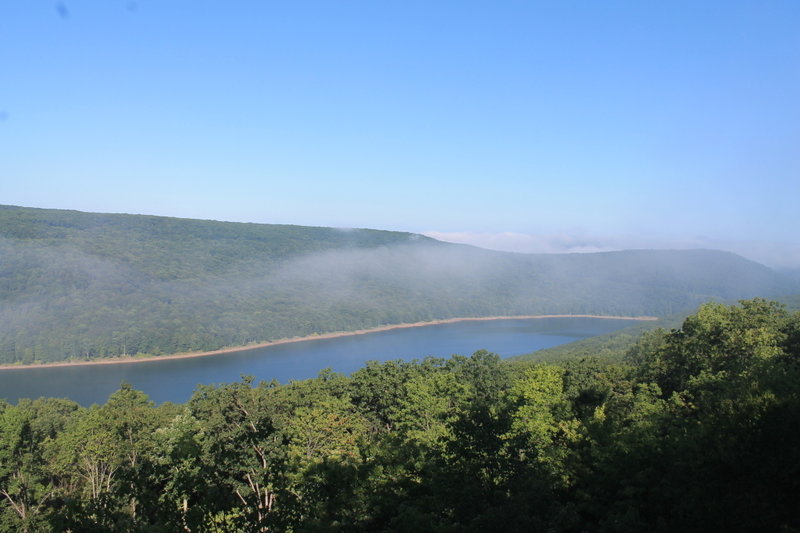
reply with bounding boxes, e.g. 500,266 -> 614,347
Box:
0,314 -> 657,371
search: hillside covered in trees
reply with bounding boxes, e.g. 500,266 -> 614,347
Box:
1,299 -> 798,531
1,205 -> 797,364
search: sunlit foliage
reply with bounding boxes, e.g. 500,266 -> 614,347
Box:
0,300 -> 798,531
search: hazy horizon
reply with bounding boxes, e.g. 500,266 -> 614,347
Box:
4,202 -> 798,273
2,2 -> 798,268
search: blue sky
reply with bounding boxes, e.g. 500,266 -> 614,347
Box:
1,1 -> 799,267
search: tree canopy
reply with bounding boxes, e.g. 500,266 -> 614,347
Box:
1,299 -> 798,531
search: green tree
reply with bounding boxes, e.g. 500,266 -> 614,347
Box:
0,398 -> 79,533
639,299 -> 788,396
506,364 -> 580,483
394,370 -> 468,450
189,377 -> 288,531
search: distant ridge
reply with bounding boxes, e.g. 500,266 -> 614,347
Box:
1,205 -> 796,364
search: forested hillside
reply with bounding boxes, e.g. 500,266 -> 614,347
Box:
514,311 -> 690,364
516,294 -> 800,365
1,205 -> 796,364
1,299 -> 798,531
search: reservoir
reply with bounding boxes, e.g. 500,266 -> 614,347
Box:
0,317 -> 639,406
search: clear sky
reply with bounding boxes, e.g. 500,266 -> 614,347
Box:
1,1 -> 799,267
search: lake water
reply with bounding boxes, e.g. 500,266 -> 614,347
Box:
0,317 -> 638,406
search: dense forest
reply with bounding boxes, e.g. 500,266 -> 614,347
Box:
0,299 -> 798,532
1,205 -> 796,365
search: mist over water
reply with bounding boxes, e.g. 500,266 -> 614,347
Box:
0,317 -> 637,406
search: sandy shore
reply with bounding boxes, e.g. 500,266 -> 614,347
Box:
0,314 -> 657,371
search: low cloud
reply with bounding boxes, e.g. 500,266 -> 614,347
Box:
422,231 -> 630,255
423,231 -> 800,270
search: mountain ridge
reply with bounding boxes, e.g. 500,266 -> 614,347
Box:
1,205 -> 796,364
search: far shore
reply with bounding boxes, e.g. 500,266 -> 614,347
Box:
0,314 -> 658,371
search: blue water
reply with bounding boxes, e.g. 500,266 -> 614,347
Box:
0,318 -> 637,406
